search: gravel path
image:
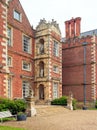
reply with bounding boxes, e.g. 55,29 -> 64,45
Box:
1,107 -> 97,130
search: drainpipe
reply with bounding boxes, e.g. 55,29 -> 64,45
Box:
83,42 -> 88,109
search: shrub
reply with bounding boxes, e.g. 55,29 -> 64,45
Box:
51,96 -> 68,106
0,98 -> 27,114
51,96 -> 77,110
95,100 -> 97,108
72,98 -> 77,110
14,99 -> 27,113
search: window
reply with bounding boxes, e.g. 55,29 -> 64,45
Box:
23,35 -> 31,54
22,61 -> 31,71
8,78 -> 12,98
53,41 -> 59,56
53,66 -> 59,73
22,81 -> 30,98
53,82 -> 58,99
14,10 -> 21,21
7,26 -> 12,46
7,56 -> 12,67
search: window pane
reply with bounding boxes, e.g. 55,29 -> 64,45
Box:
7,56 -> 12,66
8,78 -> 11,98
53,41 -> 59,56
14,10 -> 21,21
22,81 -> 30,98
53,83 -> 58,99
23,35 -> 31,53
23,61 -> 30,71
53,66 -> 58,73
7,27 -> 12,46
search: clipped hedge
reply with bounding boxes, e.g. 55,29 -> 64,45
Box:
51,96 -> 68,106
0,98 -> 27,114
51,96 -> 77,110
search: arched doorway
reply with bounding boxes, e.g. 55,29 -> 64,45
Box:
39,84 -> 44,100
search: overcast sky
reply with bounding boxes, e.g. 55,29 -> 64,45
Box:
20,0 -> 97,37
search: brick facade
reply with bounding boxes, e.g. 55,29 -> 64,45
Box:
62,17 -> 97,104
0,0 -> 97,105
0,0 -> 35,99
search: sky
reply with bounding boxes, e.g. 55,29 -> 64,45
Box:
20,0 -> 97,37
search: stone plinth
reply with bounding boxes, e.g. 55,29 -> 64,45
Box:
26,97 -> 37,117
67,94 -> 73,110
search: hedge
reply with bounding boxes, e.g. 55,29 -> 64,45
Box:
51,96 -> 77,110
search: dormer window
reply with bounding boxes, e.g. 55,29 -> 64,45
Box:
14,10 -> 21,21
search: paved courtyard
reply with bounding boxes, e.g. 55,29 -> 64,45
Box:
1,106 -> 97,130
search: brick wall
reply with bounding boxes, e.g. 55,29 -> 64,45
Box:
6,0 -> 35,99
62,19 -> 96,102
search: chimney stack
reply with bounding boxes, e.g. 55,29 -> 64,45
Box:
65,20 -> 70,39
75,17 -> 81,37
65,17 -> 81,39
70,18 -> 75,38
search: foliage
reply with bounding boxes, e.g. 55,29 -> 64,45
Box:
95,100 -> 97,108
0,126 -> 26,130
51,96 -> 77,110
51,96 -> 68,106
72,98 -> 77,110
17,112 -> 26,116
0,98 -> 27,114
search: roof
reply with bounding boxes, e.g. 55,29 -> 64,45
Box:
80,29 -> 97,37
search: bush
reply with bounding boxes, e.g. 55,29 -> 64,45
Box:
51,96 -> 77,110
14,99 -> 27,113
95,100 -> 97,108
72,98 -> 77,110
51,96 -> 68,106
0,98 -> 27,114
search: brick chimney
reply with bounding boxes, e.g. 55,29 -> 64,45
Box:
65,20 -> 70,39
75,17 -> 81,37
65,17 -> 81,39
70,18 -> 75,38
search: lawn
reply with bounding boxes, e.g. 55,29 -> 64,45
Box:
0,126 -> 26,130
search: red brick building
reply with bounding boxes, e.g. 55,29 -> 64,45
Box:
0,0 -> 97,105
0,0 -> 35,99
0,0 -> 62,103
62,17 -> 97,105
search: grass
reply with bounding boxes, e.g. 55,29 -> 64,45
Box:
88,107 -> 97,110
1,117 -> 16,122
0,126 -> 26,130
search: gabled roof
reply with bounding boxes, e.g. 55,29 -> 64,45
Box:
7,0 -> 34,37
